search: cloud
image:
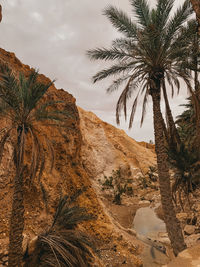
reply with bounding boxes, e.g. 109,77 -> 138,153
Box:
0,0 -> 189,141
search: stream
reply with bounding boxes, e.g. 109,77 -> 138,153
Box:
133,205 -> 171,266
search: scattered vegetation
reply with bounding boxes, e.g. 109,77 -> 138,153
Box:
101,168 -> 134,205
138,166 -> 158,190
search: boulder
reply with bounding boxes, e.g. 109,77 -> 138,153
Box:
176,213 -> 188,223
185,233 -> 200,247
164,244 -> 200,267
184,225 -> 196,235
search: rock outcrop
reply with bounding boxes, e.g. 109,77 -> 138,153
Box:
79,106 -> 156,182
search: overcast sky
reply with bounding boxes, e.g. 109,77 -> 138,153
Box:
0,0 -> 191,141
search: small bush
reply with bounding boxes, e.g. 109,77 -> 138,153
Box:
101,168 -> 134,205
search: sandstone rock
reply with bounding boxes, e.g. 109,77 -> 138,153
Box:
184,225 -> 196,235
78,107 -> 156,182
164,244 -> 200,267
185,233 -> 200,247
176,212 -> 188,222
138,200 -> 150,205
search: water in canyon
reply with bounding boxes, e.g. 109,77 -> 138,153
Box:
133,205 -> 171,266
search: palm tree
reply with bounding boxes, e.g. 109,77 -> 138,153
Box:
87,0 -> 195,255
0,64 -> 69,267
23,193 -> 95,267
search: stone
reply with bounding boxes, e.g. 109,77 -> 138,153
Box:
185,233 -> 200,247
184,225 -> 196,235
176,212 -> 188,222
138,200 -> 150,205
165,244 -> 200,267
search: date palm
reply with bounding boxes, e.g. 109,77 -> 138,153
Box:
87,0 -> 195,255
0,64 -> 69,267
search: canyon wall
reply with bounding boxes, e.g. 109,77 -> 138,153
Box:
0,48 -> 156,266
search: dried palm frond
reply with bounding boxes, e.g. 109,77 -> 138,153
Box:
24,195 -> 96,267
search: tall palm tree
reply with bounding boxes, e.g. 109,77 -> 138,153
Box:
87,0 -> 195,255
0,64 -> 69,267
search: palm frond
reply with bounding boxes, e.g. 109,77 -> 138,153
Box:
164,0 -> 193,49
0,128 -> 12,165
130,0 -> 150,28
156,0 -> 174,30
103,5 -> 138,38
52,195 -> 94,230
128,93 -> 139,129
106,76 -> 130,94
92,62 -> 135,83
24,196 -> 95,267
87,47 -> 132,61
140,87 -> 149,127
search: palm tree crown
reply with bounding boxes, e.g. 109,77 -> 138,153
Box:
87,0 -> 194,127
0,64 -> 68,181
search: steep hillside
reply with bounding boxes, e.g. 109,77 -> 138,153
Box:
0,48 -> 157,266
79,107 -> 156,181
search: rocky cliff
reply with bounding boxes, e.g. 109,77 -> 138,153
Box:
0,48 -> 157,266
79,107 -> 156,182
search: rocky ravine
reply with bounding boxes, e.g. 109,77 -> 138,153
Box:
0,47 -> 160,266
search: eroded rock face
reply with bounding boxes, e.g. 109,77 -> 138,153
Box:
78,107 -> 156,184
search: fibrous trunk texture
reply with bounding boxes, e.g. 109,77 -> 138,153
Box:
8,131 -> 25,267
8,172 -> 24,267
151,88 -> 186,256
190,0 -> 200,35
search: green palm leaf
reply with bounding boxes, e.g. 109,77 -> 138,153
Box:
103,5 -> 138,38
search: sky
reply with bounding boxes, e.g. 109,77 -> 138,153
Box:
0,0 -> 191,141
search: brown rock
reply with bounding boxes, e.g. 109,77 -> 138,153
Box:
165,244 -> 200,267
184,225 -> 196,235
176,213 -> 188,222
185,233 -> 200,247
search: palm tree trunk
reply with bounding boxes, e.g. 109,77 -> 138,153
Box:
190,0 -> 200,35
8,128 -> 25,267
151,88 -> 186,256
8,172 -> 24,267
